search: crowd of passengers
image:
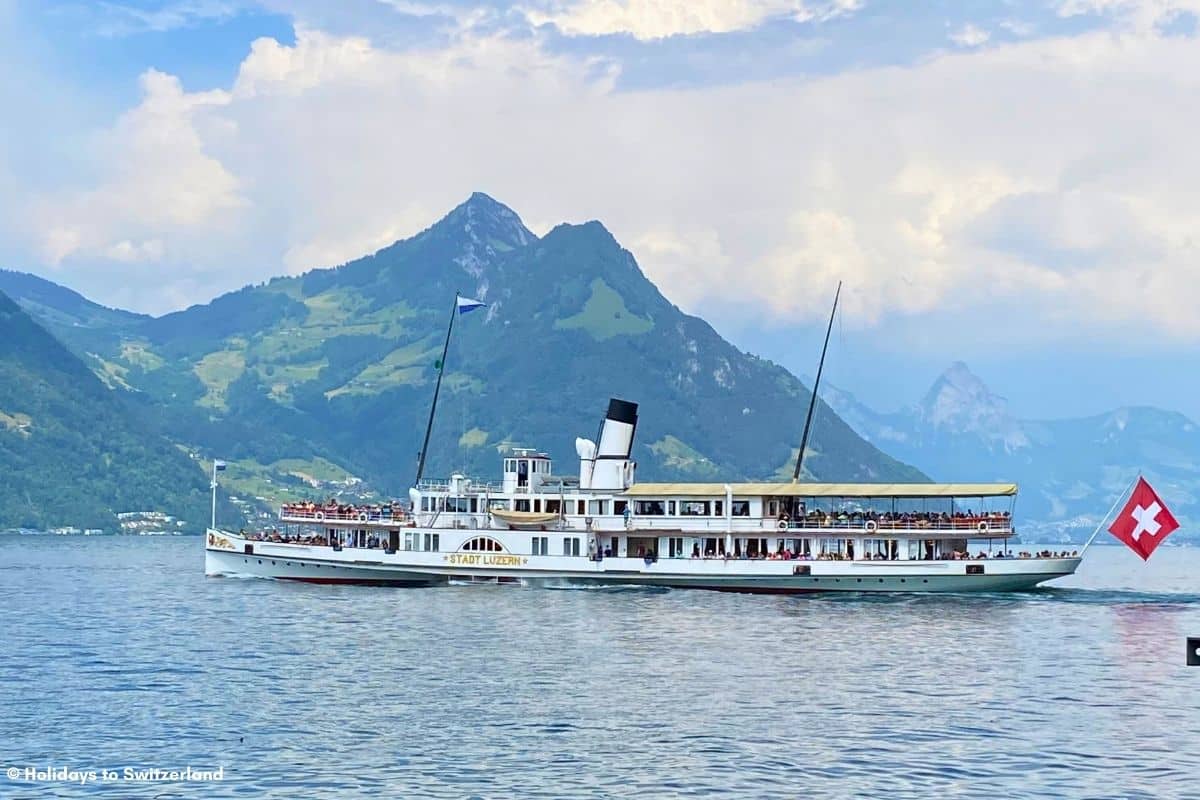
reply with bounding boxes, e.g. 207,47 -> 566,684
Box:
280,499 -> 407,520
243,528 -> 329,546
242,528 -> 393,549
681,545 -> 1078,561
784,510 -> 1011,528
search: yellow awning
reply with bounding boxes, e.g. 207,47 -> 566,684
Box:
624,482 -> 1017,498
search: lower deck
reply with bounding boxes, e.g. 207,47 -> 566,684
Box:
205,529 -> 1080,593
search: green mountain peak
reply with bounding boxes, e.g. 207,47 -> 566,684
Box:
0,196 -> 926,527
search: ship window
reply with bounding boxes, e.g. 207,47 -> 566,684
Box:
470,498 -> 478,513
577,500 -> 585,515
680,501 -> 709,516
532,536 -> 549,556
731,501 -> 751,517
562,537 -> 580,556
545,500 -> 560,513
463,537 -> 505,552
668,537 -> 684,557
515,499 -> 531,512
613,501 -> 628,515
714,501 -> 723,516
634,500 -> 665,516
534,500 -> 542,513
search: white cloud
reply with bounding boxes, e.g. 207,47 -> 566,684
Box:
27,69 -> 245,272
521,0 -> 861,40
949,23 -> 990,47
10,21 -> 1200,339
105,238 -> 166,263
1057,0 -> 1200,31
92,0 -> 243,36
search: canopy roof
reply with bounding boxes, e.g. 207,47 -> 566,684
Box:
624,482 -> 1018,498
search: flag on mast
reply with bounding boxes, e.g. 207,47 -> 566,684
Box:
213,460 -> 227,472
456,296 -> 486,314
1108,476 -> 1179,560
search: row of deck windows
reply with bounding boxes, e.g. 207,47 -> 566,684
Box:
634,500 -> 748,516
422,495 -> 1010,520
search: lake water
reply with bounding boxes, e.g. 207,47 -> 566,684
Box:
2,535 -> 1198,799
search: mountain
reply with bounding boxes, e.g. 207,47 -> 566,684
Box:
0,193 -> 923,513
0,290 -> 212,532
819,362 -> 1199,542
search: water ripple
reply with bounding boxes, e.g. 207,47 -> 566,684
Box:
1,536 -> 1199,799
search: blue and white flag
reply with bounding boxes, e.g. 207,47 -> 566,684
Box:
456,296 -> 486,315
213,460 -> 227,472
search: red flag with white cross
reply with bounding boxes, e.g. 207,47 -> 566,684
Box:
1108,477 -> 1180,560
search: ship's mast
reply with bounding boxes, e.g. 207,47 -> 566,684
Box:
792,280 -> 841,482
415,293 -> 459,486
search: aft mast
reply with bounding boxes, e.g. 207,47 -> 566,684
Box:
792,281 -> 841,482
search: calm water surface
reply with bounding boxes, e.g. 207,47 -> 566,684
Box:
2,535 -> 1199,799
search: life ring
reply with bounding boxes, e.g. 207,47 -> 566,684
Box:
865,520 -> 878,533
358,512 -> 368,522
315,511 -> 325,521
977,520 -> 989,534
777,519 -> 788,531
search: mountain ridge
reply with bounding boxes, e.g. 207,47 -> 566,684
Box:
0,194 -> 926,527
0,289 -> 213,531
819,363 -> 1198,541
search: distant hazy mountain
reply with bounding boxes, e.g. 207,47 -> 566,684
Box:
0,193 -> 924,520
819,362 -> 1199,542
0,290 -> 211,531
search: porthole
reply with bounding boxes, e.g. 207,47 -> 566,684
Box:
258,559 -> 262,564
923,579 -> 928,583
856,578 -> 861,583
900,578 -> 906,583
878,578 -> 884,583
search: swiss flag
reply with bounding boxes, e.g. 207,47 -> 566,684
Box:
1108,477 -> 1180,560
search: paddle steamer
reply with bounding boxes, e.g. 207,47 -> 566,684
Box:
205,397 -> 1080,592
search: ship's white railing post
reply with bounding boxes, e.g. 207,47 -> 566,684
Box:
724,484 -> 733,556
210,461 -> 218,530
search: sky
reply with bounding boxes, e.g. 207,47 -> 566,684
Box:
1,0 -> 1198,420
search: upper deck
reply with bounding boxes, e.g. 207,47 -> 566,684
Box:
272,396 -> 1020,540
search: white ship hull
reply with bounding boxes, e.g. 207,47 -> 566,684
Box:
205,530 -> 1079,594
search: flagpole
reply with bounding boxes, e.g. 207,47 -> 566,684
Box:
1079,473 -> 1139,556
415,293 -> 458,486
210,461 -> 218,531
